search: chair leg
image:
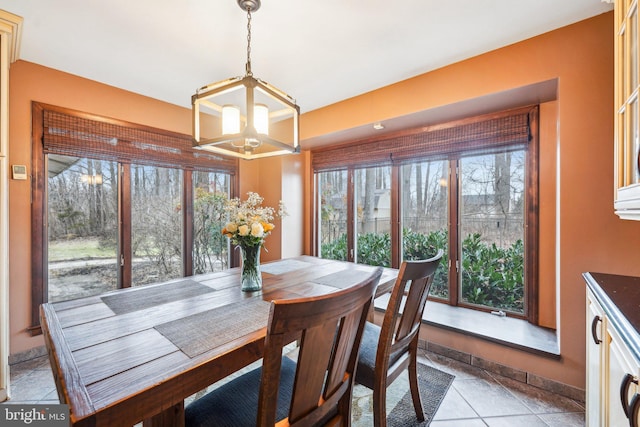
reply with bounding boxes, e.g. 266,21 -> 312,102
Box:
372,381 -> 387,427
337,391 -> 352,427
408,350 -> 425,422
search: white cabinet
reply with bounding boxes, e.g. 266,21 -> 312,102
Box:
585,274 -> 640,427
586,291 -> 605,426
607,322 -> 640,426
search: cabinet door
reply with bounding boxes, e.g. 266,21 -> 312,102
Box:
607,323 -> 640,426
587,291 -> 606,427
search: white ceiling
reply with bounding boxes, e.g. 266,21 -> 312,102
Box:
2,0 -> 612,142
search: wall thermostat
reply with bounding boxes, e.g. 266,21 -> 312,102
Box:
11,165 -> 28,180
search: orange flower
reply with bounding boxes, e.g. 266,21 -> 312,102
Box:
261,222 -> 275,233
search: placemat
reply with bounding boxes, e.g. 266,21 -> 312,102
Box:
155,299 -> 271,358
101,279 -> 215,315
312,268 -> 376,289
260,259 -> 311,275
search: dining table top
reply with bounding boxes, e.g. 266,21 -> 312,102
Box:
39,255 -> 397,427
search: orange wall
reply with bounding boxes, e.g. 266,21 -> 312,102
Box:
237,155 -> 305,262
300,12 -> 640,389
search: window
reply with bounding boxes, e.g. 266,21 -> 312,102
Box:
318,170 -> 348,261
458,151 -> 525,314
131,164 -> 184,286
47,156 -> 119,302
318,166 -> 393,265
401,160 -> 449,299
192,170 -> 231,274
30,103 -> 237,333
355,166 -> 392,266
313,106 -> 539,322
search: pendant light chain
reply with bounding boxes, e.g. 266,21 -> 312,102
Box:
245,7 -> 253,76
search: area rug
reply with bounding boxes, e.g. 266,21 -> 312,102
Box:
352,362 -> 454,426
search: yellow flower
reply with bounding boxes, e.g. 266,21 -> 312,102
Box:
250,222 -> 265,238
221,192 -> 286,247
238,224 -> 250,236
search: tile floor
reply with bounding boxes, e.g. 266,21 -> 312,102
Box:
1,349 -> 585,426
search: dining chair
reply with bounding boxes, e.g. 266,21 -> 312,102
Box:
355,250 -> 444,427
184,267 -> 383,427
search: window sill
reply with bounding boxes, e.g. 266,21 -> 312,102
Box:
373,296 -> 560,358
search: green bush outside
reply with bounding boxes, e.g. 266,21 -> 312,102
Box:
401,228 -> 449,298
460,232 -> 524,312
320,228 -> 524,313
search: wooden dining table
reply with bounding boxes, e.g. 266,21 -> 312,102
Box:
40,255 -> 397,427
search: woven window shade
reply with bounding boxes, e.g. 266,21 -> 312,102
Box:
312,106 -> 535,171
42,107 -> 237,173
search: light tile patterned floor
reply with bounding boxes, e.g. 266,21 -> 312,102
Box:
2,349 -> 585,426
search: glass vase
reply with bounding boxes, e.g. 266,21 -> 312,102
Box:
239,244 -> 262,292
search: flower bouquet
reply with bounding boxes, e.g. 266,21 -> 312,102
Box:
222,192 -> 285,291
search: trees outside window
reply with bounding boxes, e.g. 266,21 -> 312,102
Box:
318,170 -> 348,261
131,164 -> 183,286
47,156 -> 118,302
459,152 -> 525,313
355,166 -> 392,266
401,160 -> 449,299
192,171 -> 231,274
45,156 -> 233,303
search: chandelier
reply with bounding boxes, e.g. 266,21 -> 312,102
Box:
192,0 -> 300,160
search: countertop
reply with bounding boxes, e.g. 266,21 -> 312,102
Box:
583,272 -> 640,363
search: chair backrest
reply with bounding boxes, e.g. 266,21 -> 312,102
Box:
377,250 -> 443,371
257,267 -> 382,427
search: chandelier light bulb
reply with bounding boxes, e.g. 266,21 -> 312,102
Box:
222,105 -> 241,135
254,104 -> 269,135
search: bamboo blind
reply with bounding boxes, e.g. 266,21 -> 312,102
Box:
41,107 -> 237,173
312,106 -> 536,171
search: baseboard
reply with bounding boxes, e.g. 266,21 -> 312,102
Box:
8,345 -> 47,365
419,339 -> 585,403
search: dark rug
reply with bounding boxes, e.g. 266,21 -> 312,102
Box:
352,362 -> 454,426
387,363 -> 454,426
